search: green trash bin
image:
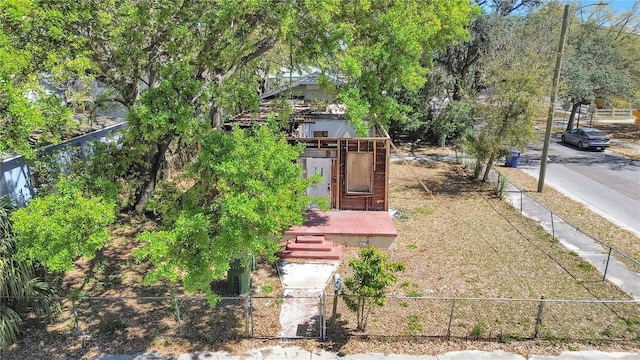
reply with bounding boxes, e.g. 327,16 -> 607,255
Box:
227,259 -> 251,295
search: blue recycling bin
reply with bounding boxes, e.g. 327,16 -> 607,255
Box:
506,149 -> 521,168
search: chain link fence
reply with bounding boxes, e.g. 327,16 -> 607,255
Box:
493,171 -> 640,298
449,154 -> 640,298
329,295 -> 639,341
16,294 -> 637,346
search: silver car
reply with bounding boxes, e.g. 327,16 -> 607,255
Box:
561,127 -> 610,151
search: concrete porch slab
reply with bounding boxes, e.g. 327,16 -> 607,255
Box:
283,210 -> 397,249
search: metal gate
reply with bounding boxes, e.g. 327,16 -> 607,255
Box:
250,290 -> 326,339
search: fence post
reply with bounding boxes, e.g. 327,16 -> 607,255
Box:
520,191 -> 523,213
322,293 -> 327,340
173,295 -> 183,336
244,296 -> 250,337
535,296 -> 545,340
331,290 -> 339,326
70,298 -> 80,335
550,212 -> 555,239
603,247 -> 613,281
447,298 -> 456,340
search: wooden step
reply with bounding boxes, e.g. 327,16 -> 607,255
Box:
286,240 -> 334,251
278,246 -> 342,260
295,235 -> 325,244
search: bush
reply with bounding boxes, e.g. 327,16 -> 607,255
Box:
11,178 -> 116,272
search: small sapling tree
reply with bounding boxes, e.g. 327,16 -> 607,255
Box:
343,247 -> 405,331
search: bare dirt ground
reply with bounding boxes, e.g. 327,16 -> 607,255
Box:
4,143 -> 640,359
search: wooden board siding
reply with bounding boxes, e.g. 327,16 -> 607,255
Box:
289,134 -> 390,212
338,139 -> 388,211
331,158 -> 338,209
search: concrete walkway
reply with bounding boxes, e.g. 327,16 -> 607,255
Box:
95,347 -> 640,359
276,261 -> 338,338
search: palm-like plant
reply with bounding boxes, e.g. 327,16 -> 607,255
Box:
0,198 -> 59,349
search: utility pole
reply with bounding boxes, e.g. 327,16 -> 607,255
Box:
538,2 -> 607,192
538,5 -> 570,193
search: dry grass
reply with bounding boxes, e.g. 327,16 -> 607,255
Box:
497,167 -> 640,262
385,160 -> 625,299
4,150 -> 640,360
595,122 -> 640,160
596,122 -> 640,144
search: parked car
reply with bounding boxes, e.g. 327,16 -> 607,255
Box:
561,127 -> 610,151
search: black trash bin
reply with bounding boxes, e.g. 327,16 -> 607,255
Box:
506,149 -> 521,168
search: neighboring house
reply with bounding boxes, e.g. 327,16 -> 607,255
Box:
0,117 -> 126,206
2,76 -> 128,206
260,71 -> 344,104
0,154 -> 33,206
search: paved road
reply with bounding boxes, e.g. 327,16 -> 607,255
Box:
518,135 -> 640,238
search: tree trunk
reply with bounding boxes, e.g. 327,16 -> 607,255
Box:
473,161 -> 483,179
480,112 -> 509,182
452,80 -> 463,101
482,151 -> 496,182
209,104 -> 222,129
357,297 -> 365,331
565,103 -> 580,132
134,142 -> 170,214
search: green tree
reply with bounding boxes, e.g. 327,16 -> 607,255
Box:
0,5 -> 71,158
435,1 -> 542,102
393,1 -> 545,145
10,178 -> 116,272
573,1 -> 640,107
388,69 -> 474,145
466,15 -> 547,181
133,126 -> 320,302
328,0 -> 476,133
563,22 -> 634,131
1,1 -> 475,211
343,247 -> 405,332
0,199 -> 58,350
432,100 -> 473,146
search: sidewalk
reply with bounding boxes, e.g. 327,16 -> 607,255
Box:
498,173 -> 640,301
95,347 -> 640,360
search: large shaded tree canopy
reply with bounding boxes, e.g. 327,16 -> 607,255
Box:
0,0 -> 476,304
0,0 -> 475,211
133,125 -> 320,302
562,12 -> 635,131
326,0 -> 477,132
435,0 -> 542,102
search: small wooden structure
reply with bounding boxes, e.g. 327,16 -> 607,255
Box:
227,72 -> 397,249
228,105 -> 391,212
288,115 -> 390,212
